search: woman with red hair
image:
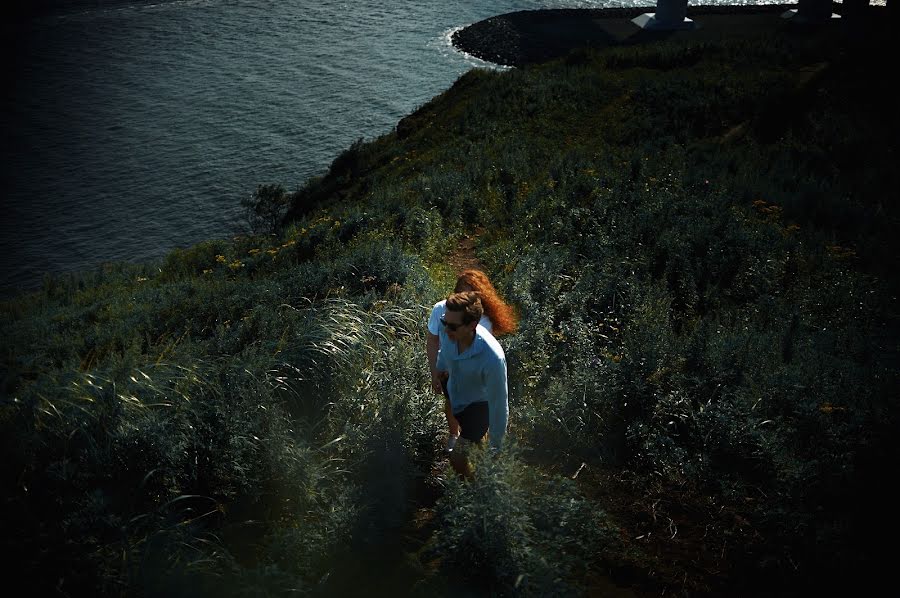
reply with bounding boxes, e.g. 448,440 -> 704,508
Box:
427,269 -> 518,451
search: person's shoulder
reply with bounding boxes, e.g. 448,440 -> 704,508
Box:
428,300 -> 447,336
429,299 -> 446,318
477,326 -> 505,359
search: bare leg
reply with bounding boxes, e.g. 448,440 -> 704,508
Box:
449,438 -> 474,480
445,398 -> 461,438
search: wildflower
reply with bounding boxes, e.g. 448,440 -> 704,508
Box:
228,260 -> 244,270
601,349 -> 622,363
826,245 -> 856,259
202,269 -> 212,275
248,248 -> 261,256
215,254 -> 226,263
517,182 -> 530,200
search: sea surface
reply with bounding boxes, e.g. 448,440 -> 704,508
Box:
2,0 -> 795,297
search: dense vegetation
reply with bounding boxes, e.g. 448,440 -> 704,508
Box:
3,14 -> 897,597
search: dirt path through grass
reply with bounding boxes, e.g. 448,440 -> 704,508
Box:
446,226 -> 486,274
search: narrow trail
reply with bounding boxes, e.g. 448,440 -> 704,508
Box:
323,227 -> 496,596
403,226 -> 489,561
315,231 -> 493,596
398,230 -> 703,596
446,226 -> 486,274
396,229 -> 710,596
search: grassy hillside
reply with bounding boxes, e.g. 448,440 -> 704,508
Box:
2,15 -> 897,597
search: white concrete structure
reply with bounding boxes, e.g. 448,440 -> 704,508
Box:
632,0 -> 699,30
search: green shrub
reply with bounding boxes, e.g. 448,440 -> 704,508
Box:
429,449 -> 618,595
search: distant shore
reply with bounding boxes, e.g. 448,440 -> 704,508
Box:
451,3 -> 840,67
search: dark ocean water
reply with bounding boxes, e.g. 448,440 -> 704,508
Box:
1,0 -> 783,297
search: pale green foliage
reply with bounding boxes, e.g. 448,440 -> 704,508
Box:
430,448 -> 618,596
2,22 -> 898,597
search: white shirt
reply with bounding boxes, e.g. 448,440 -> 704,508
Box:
428,299 -> 492,336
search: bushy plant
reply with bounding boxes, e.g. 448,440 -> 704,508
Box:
428,448 -> 618,596
241,183 -> 291,236
3,21 -> 897,597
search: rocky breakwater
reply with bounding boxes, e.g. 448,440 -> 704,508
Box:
451,8 -> 643,67
451,5 -> 808,67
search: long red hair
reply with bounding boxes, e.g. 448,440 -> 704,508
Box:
454,269 -> 518,337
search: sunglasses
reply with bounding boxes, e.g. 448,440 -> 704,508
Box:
440,316 -> 469,332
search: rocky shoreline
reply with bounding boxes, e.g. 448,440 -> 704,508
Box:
451,4 -> 811,67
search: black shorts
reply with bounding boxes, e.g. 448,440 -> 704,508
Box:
453,401 -> 489,442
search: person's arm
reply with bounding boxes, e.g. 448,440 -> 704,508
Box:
426,302 -> 447,394
427,332 -> 443,394
486,356 -> 509,449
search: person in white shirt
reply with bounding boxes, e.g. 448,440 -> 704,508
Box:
426,269 -> 518,452
435,291 -> 509,477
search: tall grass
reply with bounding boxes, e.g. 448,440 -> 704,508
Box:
3,18 -> 898,596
